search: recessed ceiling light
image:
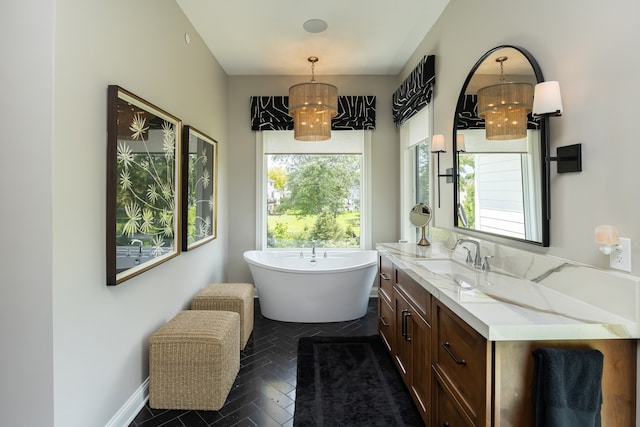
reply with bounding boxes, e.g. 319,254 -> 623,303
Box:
303,19 -> 328,33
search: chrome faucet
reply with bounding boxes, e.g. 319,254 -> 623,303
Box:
451,238 -> 482,269
130,239 -> 143,255
311,240 -> 317,257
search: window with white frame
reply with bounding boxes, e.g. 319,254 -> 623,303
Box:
256,130 -> 371,250
399,105 -> 432,242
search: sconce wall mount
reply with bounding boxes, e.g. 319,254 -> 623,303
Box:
548,143 -> 582,174
431,134 -> 453,208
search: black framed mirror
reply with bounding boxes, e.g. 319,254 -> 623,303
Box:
453,45 -> 550,246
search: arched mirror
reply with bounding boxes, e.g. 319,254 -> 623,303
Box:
453,45 -> 550,246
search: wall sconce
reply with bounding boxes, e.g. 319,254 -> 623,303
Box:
532,80 -> 582,173
456,134 -> 465,153
533,81 -> 563,117
431,134 -> 453,208
595,225 -> 622,255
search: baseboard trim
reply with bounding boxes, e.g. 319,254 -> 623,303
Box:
105,378 -> 149,427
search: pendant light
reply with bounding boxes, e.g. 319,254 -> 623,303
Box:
477,56 -> 533,140
288,57 -> 338,141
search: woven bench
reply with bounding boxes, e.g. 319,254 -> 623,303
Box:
191,283 -> 254,350
149,310 -> 240,411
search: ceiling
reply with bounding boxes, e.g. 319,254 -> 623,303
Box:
176,0 -> 450,76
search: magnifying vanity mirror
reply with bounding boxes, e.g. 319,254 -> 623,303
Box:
410,203 -> 432,246
453,45 -> 550,247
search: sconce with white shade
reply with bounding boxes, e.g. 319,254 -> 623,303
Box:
431,134 -> 453,208
595,225 -> 622,255
533,81 -> 563,117
532,80 -> 582,173
456,134 -> 466,153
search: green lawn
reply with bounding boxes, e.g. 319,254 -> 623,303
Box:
268,211 -> 360,235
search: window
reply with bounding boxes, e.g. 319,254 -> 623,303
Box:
399,105 -> 432,242
256,130 -> 371,250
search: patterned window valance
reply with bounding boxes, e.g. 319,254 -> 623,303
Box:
456,94 -> 539,130
250,96 -> 376,131
392,55 -> 435,126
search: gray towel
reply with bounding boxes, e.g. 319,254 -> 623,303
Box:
532,348 -> 603,427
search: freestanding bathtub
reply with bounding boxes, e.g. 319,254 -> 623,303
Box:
243,250 -> 378,322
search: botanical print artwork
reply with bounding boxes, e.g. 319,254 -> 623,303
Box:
183,126 -> 217,250
117,115 -> 175,253
107,86 -> 181,285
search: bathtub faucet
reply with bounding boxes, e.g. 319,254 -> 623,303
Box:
130,239 -> 143,255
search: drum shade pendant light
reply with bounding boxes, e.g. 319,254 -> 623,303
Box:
288,57 -> 338,141
477,56 -> 533,140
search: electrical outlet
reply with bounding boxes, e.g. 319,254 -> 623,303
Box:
610,237 -> 632,272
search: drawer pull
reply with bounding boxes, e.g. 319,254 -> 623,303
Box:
379,272 -> 390,280
402,310 -> 412,341
379,316 -> 390,327
441,342 -> 466,365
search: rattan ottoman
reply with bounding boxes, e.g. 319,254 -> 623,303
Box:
191,283 -> 254,350
149,310 -> 240,411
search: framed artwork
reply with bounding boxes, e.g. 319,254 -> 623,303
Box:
182,126 -> 218,250
106,85 -> 181,285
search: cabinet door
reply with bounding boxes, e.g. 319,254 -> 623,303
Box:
433,300 -> 490,426
378,294 -> 394,353
378,255 -> 394,302
394,290 -> 412,384
433,375 -> 475,427
410,307 -> 431,422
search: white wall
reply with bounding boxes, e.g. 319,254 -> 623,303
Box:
4,1 -> 640,425
404,0 -> 640,273
51,2 -> 229,425
1,1 -> 228,426
0,1 -> 56,425
226,76 -> 399,283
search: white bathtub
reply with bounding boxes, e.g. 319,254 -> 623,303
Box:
243,250 -> 378,322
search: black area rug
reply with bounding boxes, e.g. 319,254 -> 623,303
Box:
293,335 -> 423,427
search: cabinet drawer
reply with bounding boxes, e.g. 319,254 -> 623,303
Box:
433,300 -> 489,424
396,269 -> 431,322
378,294 -> 394,352
378,255 -> 394,303
433,375 -> 475,427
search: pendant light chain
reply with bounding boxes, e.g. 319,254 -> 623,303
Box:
309,56 -> 318,82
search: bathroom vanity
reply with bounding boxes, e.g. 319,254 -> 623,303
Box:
377,242 -> 638,426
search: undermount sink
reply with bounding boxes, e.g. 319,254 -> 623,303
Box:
414,259 -> 478,288
415,259 -> 461,275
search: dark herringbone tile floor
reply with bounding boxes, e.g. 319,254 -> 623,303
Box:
129,298 -> 379,427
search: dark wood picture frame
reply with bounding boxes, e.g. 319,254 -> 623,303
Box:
181,126 -> 218,250
106,85 -> 182,285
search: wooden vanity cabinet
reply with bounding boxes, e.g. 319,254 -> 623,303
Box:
377,254 -> 394,352
393,269 -> 431,424
432,299 -> 491,426
377,254 -> 637,426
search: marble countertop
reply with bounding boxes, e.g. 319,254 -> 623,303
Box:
377,242 -> 640,341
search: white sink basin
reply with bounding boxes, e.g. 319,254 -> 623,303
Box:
415,259 -> 460,274
414,259 -> 478,288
